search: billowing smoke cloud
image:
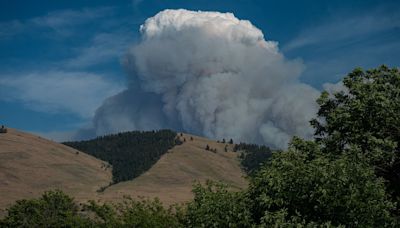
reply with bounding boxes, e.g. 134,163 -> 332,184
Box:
87,9 -> 319,149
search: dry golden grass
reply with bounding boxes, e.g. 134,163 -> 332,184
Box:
0,130 -> 247,214
0,128 -> 112,216
96,133 -> 248,206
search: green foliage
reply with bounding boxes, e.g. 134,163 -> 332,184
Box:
64,129 -> 178,183
0,125 -> 7,133
1,191 -> 182,228
0,190 -> 91,227
310,65 -> 400,199
234,143 -> 273,174
183,180 -> 252,228
86,197 -> 181,228
239,66 -> 400,226
248,140 -> 396,227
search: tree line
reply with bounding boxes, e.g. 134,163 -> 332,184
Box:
63,129 -> 179,184
234,142 -> 273,175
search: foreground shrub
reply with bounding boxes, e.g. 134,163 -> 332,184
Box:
183,180 -> 252,227
86,197 -> 182,228
0,190 -> 91,227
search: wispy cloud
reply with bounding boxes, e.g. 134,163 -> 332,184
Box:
65,32 -> 132,69
132,0 -> 144,7
32,7 -> 115,28
283,8 -> 400,86
0,6 -> 116,39
0,20 -> 23,39
32,129 -> 83,142
0,5 -> 135,132
0,5 -> 136,71
284,10 -> 400,52
31,7 -> 116,36
0,71 -> 124,118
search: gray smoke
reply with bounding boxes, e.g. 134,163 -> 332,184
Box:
87,9 -> 319,149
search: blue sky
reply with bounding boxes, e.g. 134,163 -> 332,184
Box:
0,0 -> 399,140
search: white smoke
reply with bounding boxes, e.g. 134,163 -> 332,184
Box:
323,81 -> 348,95
88,9 -> 319,149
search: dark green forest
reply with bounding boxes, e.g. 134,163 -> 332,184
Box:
63,129 -> 179,184
234,143 -> 273,175
2,66 -> 400,227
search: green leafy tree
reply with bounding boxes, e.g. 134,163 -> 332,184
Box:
310,65 -> 400,199
184,180 -> 252,228
247,139 -> 396,227
86,197 -> 181,228
235,143 -> 273,174
1,190 -> 182,228
0,190 -> 91,227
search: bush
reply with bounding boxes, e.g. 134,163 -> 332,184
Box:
235,143 -> 273,174
86,197 -> 181,228
0,125 -> 7,133
0,190 -> 91,227
183,180 -> 252,227
1,191 -> 182,228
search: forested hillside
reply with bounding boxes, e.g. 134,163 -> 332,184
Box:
64,130 -> 179,184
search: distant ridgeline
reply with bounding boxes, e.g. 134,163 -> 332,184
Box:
234,143 -> 273,175
64,130 -> 179,184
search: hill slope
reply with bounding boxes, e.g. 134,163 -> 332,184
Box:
0,128 -> 112,215
96,133 -> 247,206
0,129 -> 247,213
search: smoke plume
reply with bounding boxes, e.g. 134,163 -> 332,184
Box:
88,9 -> 319,149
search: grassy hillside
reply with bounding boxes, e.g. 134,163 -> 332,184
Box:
0,128 -> 112,216
0,129 -> 247,212
96,133 -> 248,206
